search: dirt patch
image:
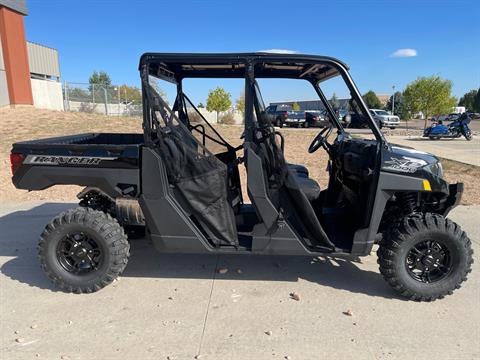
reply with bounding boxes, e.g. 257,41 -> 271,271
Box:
1,107 -> 142,202
1,108 -> 477,205
441,159 -> 480,205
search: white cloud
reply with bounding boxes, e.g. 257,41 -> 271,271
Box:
257,49 -> 298,54
390,48 -> 418,58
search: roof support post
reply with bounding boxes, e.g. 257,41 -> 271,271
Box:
244,59 -> 255,142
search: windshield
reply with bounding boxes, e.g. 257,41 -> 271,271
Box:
315,76 -> 380,139
374,110 -> 389,116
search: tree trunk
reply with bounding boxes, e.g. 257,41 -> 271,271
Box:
424,113 -> 428,129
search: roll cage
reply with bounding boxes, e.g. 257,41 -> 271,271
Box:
138,52 -> 388,253
139,52 -> 386,145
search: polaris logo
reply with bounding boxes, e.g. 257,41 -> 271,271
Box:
383,157 -> 427,173
24,155 -> 115,166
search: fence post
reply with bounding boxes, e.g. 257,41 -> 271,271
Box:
117,86 -> 121,116
63,80 -> 69,111
103,87 -> 108,115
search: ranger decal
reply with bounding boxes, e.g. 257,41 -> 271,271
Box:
24,155 -> 116,166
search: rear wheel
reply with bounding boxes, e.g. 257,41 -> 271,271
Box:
378,213 -> 473,301
38,207 -> 130,293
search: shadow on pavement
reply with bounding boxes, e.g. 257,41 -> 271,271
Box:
0,202 -> 400,300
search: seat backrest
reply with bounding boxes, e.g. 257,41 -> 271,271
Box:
248,84 -> 335,250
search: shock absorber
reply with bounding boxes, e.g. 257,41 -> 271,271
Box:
398,192 -> 418,215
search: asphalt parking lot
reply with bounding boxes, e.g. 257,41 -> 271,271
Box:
0,201 -> 479,360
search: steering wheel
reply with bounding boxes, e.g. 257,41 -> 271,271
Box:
308,126 -> 334,154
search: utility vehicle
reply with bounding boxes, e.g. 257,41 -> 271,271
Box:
11,53 -> 473,300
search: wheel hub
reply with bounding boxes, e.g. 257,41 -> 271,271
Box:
75,248 -> 88,258
406,240 -> 452,283
56,232 -> 103,275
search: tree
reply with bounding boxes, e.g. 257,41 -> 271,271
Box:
118,84 -> 142,104
474,88 -> 480,112
362,90 -> 382,109
88,70 -> 116,103
88,71 -> 111,92
235,92 -> 245,117
385,91 -> 408,119
329,93 -> 339,110
458,89 -> 478,111
403,76 -> 457,128
89,71 -> 111,86
292,102 -> 300,111
198,102 -> 205,108
206,87 -> 232,121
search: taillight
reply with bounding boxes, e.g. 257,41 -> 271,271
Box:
283,112 -> 288,118
10,153 -> 25,176
313,116 -> 319,121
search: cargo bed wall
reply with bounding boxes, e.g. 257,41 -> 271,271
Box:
11,133 -> 143,198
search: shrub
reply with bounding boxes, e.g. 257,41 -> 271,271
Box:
219,112 -> 235,125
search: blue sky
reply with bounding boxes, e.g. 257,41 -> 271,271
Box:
25,0 -> 479,105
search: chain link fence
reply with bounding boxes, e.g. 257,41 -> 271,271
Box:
63,81 -> 142,116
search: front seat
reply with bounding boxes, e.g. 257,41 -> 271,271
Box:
287,163 -> 309,177
287,164 -> 320,201
294,175 -> 321,202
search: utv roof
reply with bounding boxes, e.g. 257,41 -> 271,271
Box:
139,52 -> 349,83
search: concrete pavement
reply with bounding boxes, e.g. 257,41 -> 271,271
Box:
1,202 -> 479,360
386,135 -> 480,166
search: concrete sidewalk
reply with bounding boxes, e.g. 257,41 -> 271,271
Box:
387,135 -> 480,166
0,202 -> 479,360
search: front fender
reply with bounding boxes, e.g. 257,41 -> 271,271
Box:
351,172 -> 428,256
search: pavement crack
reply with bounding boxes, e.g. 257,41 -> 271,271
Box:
196,254 -> 220,357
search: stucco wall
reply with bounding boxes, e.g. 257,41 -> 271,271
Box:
0,6 -> 33,105
31,78 -> 63,111
0,30 -> 9,107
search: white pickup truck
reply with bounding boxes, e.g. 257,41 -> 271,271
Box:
370,109 -> 400,129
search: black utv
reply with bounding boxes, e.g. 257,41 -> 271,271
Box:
10,53 -> 473,301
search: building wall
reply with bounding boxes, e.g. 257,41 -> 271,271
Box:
270,99 -> 350,111
31,78 -> 63,111
0,30 -> 9,107
0,0 -> 28,15
27,41 -> 61,79
0,5 -> 33,105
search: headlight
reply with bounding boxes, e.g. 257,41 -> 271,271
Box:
426,162 -> 443,177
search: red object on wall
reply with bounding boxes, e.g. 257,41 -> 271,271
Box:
0,5 -> 33,105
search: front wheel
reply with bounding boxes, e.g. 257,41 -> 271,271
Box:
38,207 -> 130,293
377,213 -> 473,301
464,131 -> 473,141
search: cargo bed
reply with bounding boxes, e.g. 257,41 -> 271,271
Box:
11,133 -> 143,198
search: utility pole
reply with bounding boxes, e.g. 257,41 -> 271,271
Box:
392,85 -> 395,115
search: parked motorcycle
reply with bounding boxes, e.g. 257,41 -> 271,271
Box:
423,113 -> 473,141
